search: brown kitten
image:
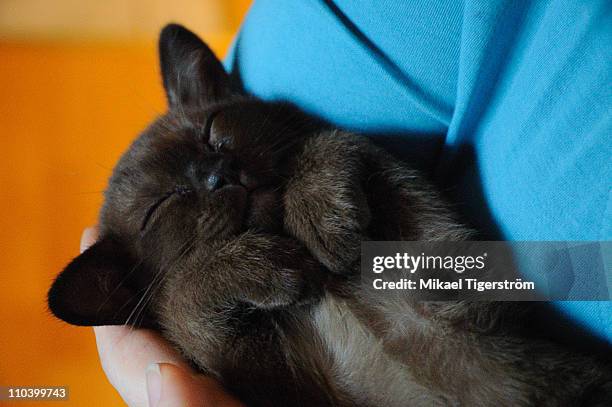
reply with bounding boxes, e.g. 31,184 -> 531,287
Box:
48,24 -> 612,406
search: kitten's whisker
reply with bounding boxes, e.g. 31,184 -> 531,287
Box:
252,134 -> 304,160
96,259 -> 144,315
112,284 -> 149,323
124,232 -> 198,327
132,234 -> 199,328
124,266 -> 165,327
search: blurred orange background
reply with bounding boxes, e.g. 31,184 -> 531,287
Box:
0,1 -> 251,405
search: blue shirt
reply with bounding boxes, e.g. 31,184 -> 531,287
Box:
227,0 -> 612,342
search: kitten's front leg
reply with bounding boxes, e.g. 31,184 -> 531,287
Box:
159,232 -> 326,360
202,231 -> 326,308
284,133 -> 371,274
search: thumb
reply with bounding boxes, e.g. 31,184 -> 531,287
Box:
146,363 -> 243,407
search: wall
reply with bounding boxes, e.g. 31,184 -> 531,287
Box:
0,1 -> 250,405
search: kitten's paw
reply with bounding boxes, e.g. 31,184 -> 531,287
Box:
230,233 -> 325,308
285,184 -> 369,274
283,134 -> 371,274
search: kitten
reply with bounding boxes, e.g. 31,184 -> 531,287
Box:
48,24 -> 612,406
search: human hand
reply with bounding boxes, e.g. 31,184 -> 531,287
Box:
80,227 -> 243,407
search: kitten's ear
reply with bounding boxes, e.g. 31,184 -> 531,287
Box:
159,23 -> 231,110
48,237 -> 142,326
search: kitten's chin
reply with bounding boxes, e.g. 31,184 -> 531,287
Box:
201,185 -> 248,237
245,187 -> 283,232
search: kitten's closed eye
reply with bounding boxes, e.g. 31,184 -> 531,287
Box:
140,186 -> 193,232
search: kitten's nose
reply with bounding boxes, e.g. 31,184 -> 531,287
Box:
196,156 -> 236,192
204,172 -> 224,191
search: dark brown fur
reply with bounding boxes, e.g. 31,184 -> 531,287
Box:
48,24 -> 612,406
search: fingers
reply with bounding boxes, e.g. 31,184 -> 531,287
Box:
94,326 -> 191,406
80,226 -> 190,405
146,363 -> 243,407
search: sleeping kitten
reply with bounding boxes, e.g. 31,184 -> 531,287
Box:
48,24 -> 612,406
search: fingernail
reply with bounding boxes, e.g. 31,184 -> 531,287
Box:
80,226 -> 97,253
146,363 -> 162,407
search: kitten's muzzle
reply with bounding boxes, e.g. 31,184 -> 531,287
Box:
191,155 -> 239,192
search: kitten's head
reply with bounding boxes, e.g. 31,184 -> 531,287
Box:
48,24 -> 318,327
